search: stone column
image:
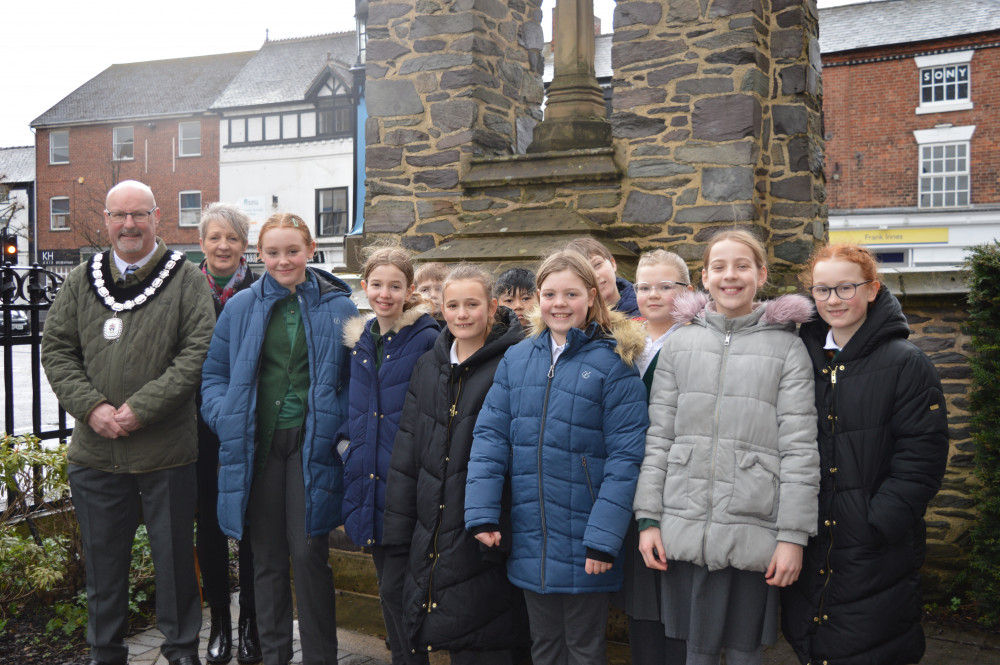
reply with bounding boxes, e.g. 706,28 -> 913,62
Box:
611,0 -> 825,285
361,0 -> 545,251
528,0 -> 612,152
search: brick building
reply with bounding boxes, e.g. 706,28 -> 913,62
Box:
30,51 -> 254,269
820,0 -> 1000,266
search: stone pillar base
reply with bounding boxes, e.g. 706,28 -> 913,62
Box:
343,234 -> 364,273
527,118 -> 612,153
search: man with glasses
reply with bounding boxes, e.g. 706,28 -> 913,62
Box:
42,180 -> 215,665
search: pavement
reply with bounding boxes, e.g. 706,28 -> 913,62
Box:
125,595 -> 1000,665
125,594 -> 394,665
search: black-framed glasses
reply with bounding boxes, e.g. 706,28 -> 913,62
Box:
635,281 -> 688,295
106,208 -> 156,223
809,280 -> 873,301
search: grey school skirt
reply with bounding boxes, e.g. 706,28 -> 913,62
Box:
659,560 -> 779,654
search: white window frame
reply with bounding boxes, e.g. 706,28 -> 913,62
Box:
915,50 -> 973,114
50,197 -> 70,231
113,126 -> 134,161
49,131 -> 69,164
178,191 -> 202,227
178,121 -> 201,157
914,126 -> 975,210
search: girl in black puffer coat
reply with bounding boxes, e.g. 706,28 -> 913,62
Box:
383,264 -> 529,664
782,244 -> 949,665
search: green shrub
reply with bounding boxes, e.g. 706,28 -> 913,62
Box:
966,242 -> 1000,624
0,434 -> 78,607
0,434 -> 158,633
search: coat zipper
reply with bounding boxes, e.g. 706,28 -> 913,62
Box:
581,456 -> 596,504
703,324 -> 733,558
536,358 -> 557,590
816,362 -> 842,626
427,370 -> 464,614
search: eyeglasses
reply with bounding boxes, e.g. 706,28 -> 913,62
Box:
106,208 -> 156,223
809,280 -> 873,301
635,281 -> 688,295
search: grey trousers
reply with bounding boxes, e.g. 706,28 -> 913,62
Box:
248,427 -> 339,665
69,463 -> 201,664
523,590 -> 610,665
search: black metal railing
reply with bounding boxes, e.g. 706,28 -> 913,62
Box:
1,261 -> 72,519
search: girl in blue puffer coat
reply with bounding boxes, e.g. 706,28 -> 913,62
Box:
201,213 -> 358,665
337,246 -> 439,665
465,249 -> 648,665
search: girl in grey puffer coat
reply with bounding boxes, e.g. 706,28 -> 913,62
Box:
632,230 -> 820,665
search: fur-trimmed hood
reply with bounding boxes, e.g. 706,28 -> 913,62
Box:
671,291 -> 814,327
525,307 -> 646,367
342,301 -> 434,349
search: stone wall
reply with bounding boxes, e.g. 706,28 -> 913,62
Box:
609,0 -> 826,285
362,0 -> 827,283
363,0 -> 546,251
916,312 -> 975,595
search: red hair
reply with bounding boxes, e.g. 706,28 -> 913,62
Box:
800,243 -> 880,289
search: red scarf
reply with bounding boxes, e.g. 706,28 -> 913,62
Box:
202,258 -> 248,307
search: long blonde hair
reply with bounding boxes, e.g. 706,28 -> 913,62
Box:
534,249 -> 613,333
702,228 -> 767,270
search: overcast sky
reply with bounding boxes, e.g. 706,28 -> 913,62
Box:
1,0 -> 860,149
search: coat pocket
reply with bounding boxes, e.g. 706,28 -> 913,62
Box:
662,444 -> 694,511
730,450 -> 779,520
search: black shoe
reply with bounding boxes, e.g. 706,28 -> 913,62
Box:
237,611 -> 262,664
168,657 -> 203,665
206,606 -> 233,664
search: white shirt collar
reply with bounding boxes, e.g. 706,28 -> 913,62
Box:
550,335 -> 567,364
450,340 -> 461,366
824,328 -> 842,352
113,244 -> 159,276
638,323 -> 681,376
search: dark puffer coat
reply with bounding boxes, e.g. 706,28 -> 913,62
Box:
340,304 -> 440,547
781,286 -> 948,665
383,308 -> 529,653
614,276 -> 640,318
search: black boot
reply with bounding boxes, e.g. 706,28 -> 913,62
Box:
237,611 -> 262,664
206,606 -> 233,664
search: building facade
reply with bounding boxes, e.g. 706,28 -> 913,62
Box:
820,0 -> 1000,266
0,146 -> 35,264
30,52 -> 254,269
212,32 -> 357,266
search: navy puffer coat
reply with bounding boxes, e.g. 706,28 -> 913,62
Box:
383,308 -> 529,653
201,268 -> 358,540
465,313 -> 648,594
781,286 -> 948,665
614,277 -> 640,318
340,304 -> 439,547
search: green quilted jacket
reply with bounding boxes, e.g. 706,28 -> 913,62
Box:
42,240 -> 216,472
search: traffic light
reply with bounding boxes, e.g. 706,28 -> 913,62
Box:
1,230 -> 17,263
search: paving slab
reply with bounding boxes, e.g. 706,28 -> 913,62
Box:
126,594 -> 1000,665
